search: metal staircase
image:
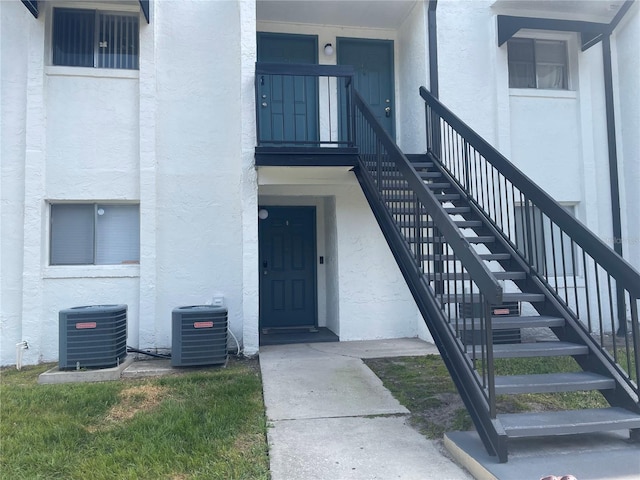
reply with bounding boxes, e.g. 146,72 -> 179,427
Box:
351,88 -> 640,462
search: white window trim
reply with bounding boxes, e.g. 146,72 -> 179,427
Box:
45,66 -> 139,79
44,264 -> 140,279
508,29 -> 579,95
44,1 -> 142,72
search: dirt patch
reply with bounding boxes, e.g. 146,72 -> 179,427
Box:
88,384 -> 168,432
106,384 -> 166,422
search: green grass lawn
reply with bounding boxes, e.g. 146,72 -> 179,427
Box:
0,358 -> 269,480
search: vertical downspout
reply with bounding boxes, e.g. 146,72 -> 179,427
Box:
428,0 -> 439,98
602,35 -> 626,336
427,0 -> 445,295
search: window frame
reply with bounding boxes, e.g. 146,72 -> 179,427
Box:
513,203 -> 580,278
49,3 -> 140,70
49,202 -> 140,267
508,37 -> 569,90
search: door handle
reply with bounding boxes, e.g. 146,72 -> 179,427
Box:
385,106 -> 391,117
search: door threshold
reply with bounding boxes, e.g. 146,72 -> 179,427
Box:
259,326 -> 339,346
262,326 -> 318,335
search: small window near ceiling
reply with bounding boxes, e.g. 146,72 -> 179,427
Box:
52,8 -> 139,69
508,38 -> 568,89
50,204 -> 140,265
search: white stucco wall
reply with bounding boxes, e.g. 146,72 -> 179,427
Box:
436,0 -> 634,257
0,0 -> 30,365
614,5 -> 640,272
148,0 -> 255,352
0,0 -> 259,365
397,0 -> 428,153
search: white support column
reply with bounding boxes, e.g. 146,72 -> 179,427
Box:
138,0 -> 158,350
239,0 -> 259,355
20,10 -> 47,365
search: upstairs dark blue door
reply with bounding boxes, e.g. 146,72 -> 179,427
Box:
338,38 -> 395,139
257,32 -> 319,145
259,207 -> 317,329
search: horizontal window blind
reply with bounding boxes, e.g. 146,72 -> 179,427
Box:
50,204 -> 140,265
50,204 -> 95,265
96,205 -> 140,264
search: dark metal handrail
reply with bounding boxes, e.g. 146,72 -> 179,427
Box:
421,86 -> 640,395
353,91 -> 503,305
351,89 -> 508,459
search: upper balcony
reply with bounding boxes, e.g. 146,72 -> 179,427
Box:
254,62 -> 359,167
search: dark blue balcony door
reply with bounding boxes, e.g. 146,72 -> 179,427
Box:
259,206 -> 317,329
338,38 -> 395,139
257,33 -> 319,145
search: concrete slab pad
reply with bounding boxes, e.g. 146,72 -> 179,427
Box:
261,351 -> 408,420
120,358 -> 174,379
268,416 -> 473,480
38,356 -> 135,384
445,430 -> 640,480
260,337 -> 439,361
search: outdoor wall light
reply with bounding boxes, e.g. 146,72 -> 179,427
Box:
258,208 -> 269,220
324,43 -> 334,56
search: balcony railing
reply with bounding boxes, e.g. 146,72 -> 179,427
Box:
255,63 -> 356,155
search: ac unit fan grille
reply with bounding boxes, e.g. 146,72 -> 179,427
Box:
172,306 -> 228,367
59,305 -> 127,370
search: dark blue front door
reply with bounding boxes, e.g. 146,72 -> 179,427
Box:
259,206 -> 317,329
257,32 -> 319,145
338,38 -> 395,139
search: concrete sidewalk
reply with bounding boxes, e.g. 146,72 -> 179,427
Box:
259,338 -> 474,480
259,338 -> 640,480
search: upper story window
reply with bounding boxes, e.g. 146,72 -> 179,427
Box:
52,8 -> 139,70
507,38 -> 567,90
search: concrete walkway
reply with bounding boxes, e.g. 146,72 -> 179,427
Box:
259,338 -> 474,480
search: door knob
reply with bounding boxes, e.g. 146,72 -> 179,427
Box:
385,106 -> 391,117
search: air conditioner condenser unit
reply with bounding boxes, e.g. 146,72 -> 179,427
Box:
171,305 -> 228,367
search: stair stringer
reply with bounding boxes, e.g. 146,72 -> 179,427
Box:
353,163 -> 510,463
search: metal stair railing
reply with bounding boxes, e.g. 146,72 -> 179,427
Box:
420,86 -> 640,399
351,89 -> 509,459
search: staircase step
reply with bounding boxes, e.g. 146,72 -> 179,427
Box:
456,315 -> 564,331
444,207 -> 470,214
426,271 -> 526,281
422,253 -> 512,262
434,193 -> 461,201
418,172 -> 443,179
492,341 -> 588,358
424,182 -> 452,189
410,161 -> 434,169
491,315 -> 565,329
396,220 -> 482,228
441,293 -> 545,303
408,235 -> 495,244
498,407 -> 640,438
494,372 -> 616,395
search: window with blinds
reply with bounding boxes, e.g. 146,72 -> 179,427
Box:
507,38 -> 568,90
52,8 -> 139,70
50,204 -> 140,265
